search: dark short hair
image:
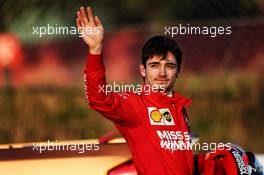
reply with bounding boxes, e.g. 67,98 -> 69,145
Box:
141,36 -> 182,68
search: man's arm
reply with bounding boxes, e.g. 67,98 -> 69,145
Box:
76,7 -> 137,126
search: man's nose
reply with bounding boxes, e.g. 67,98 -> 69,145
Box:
159,66 -> 167,76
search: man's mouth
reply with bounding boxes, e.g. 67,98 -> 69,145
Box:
155,79 -> 169,85
155,79 -> 169,82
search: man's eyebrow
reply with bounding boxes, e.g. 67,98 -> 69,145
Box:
148,62 -> 177,66
166,62 -> 177,66
148,62 -> 160,65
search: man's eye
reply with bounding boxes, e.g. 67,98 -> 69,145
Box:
150,64 -> 158,68
167,65 -> 176,69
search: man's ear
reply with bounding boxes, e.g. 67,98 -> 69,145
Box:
139,64 -> 146,77
176,66 -> 182,78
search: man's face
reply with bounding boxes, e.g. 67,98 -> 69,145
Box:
140,52 -> 181,93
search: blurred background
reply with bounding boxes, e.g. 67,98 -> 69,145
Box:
0,0 -> 264,153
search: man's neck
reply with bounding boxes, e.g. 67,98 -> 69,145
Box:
143,82 -> 173,97
167,91 -> 173,97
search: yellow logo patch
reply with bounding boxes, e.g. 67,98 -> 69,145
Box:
147,107 -> 175,126
150,110 -> 162,122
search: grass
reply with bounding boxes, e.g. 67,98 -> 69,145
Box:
0,70 -> 263,152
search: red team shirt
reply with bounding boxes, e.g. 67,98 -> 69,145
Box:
84,53 -> 194,175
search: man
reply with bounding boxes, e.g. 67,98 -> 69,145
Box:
77,6 -> 194,175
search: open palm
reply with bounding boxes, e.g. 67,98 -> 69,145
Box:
76,7 -> 104,54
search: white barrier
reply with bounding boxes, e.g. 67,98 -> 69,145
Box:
256,154 -> 264,167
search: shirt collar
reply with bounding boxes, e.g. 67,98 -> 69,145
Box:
140,83 -> 192,106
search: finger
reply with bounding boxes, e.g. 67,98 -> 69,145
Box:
80,19 -> 85,26
76,19 -> 83,30
77,11 -> 84,26
87,6 -> 95,26
76,19 -> 85,35
76,19 -> 81,28
80,7 -> 89,25
94,16 -> 103,28
78,17 -> 85,27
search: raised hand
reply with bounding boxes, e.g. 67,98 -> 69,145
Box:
76,6 -> 104,54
